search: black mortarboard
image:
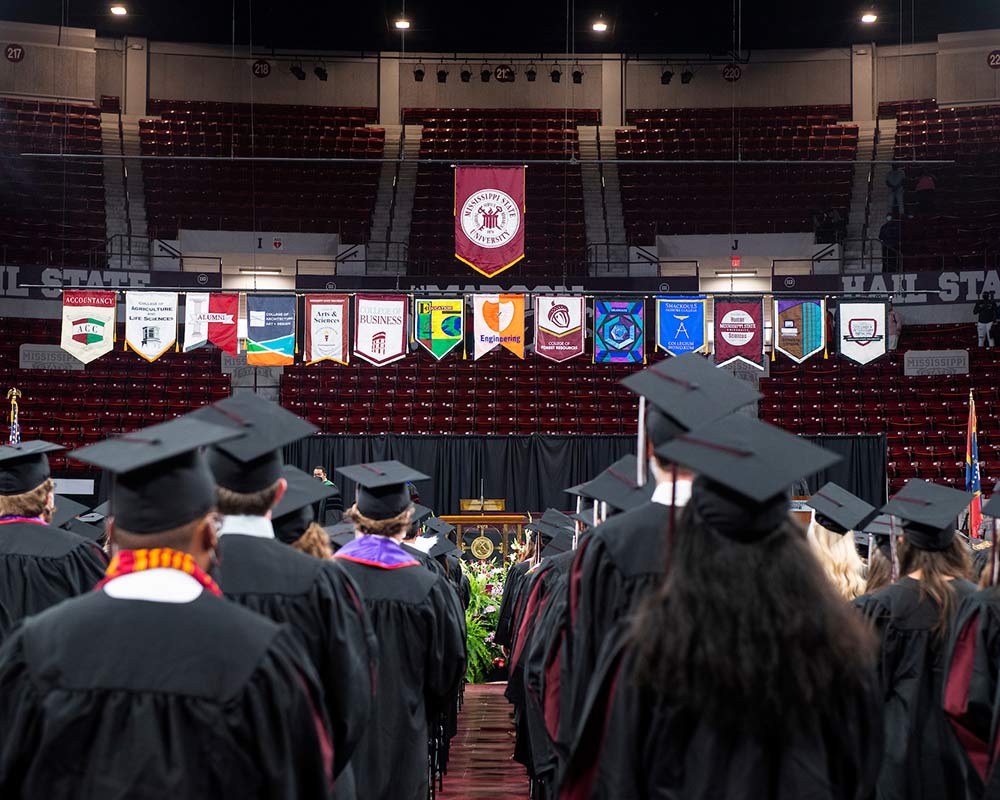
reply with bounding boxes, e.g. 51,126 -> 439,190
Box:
424,534 -> 460,559
88,500 -> 110,519
425,517 -> 456,537
570,509 -> 595,528
882,478 -> 973,551
51,495 -> 89,529
620,353 -> 761,444
272,466 -> 339,545
524,519 -> 565,545
806,482 -> 878,534
411,504 -> 433,527
982,482 -> 1000,518
337,460 -> 430,521
566,455 -> 643,511
0,441 -> 63,495
540,508 -> 575,530
188,393 -> 318,494
65,518 -> 105,542
541,528 -> 575,558
325,520 -> 357,550
70,417 -> 242,535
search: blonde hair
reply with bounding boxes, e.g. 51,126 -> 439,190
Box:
292,521 -> 333,560
0,478 -> 54,518
807,517 -> 867,600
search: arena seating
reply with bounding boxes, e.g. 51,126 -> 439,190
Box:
878,98 -> 937,118
407,108 -> 596,275
760,322 -> 989,493
140,100 -> 384,242
0,98 -> 105,267
617,105 -> 858,243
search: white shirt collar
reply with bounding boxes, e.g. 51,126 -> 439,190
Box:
652,479 -> 692,507
102,568 -> 203,604
218,515 -> 275,539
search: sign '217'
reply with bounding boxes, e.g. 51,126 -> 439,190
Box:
5,45 -> 24,63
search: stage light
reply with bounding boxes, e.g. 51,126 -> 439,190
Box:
861,10 -> 878,23
460,67 -> 472,82
394,18 -> 410,29
681,69 -> 694,84
314,66 -> 328,81
437,67 -> 448,83
290,65 -> 306,81
572,68 -> 583,84
413,65 -> 425,82
110,4 -> 127,15
525,64 -> 537,82
481,66 -> 491,82
592,18 -> 608,32
551,66 -> 562,83
661,69 -> 673,85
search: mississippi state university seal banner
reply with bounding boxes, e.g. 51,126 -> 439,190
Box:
61,290 -> 116,364
183,293 -> 239,356
473,294 -> 525,360
124,291 -> 177,362
655,296 -> 708,355
773,297 -> 826,363
354,294 -> 408,366
713,297 -> 764,370
415,298 -> 465,360
839,301 -> 888,365
594,300 -> 644,363
534,296 -> 585,363
455,166 -> 526,278
304,295 -> 349,365
246,294 -> 296,366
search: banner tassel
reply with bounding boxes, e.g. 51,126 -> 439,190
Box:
823,296 -> 829,358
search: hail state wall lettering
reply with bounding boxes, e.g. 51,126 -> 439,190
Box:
839,270 -> 1000,305
0,266 -> 220,299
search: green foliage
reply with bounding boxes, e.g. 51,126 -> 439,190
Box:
462,547 -> 523,683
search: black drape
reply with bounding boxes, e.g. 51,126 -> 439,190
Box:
801,434 -> 888,507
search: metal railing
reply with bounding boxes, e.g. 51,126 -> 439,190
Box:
585,243 -> 698,277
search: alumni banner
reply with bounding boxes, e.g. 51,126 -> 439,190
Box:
246,294 -> 296,366
655,296 -> 708,355
414,297 -> 465,360
772,297 -> 826,363
183,293 -> 239,356
534,295 -> 585,363
473,294 -> 525,360
594,300 -> 644,363
713,297 -> 765,370
61,290 -> 116,364
839,301 -> 888,365
455,166 -> 526,278
124,291 -> 177,362
354,294 -> 408,366
304,295 -> 349,365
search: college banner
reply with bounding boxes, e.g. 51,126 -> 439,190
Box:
124,291 -> 177,362
714,296 -> 765,370
183,293 -> 239,356
534,296 -> 585,363
455,166 -> 526,278
246,294 -> 296,366
304,294 -> 349,365
414,297 -> 465,360
655,296 -> 708,355
839,301 -> 888,365
773,297 -> 826,363
594,300 -> 644,363
60,290 -> 116,364
354,294 -> 408,366
473,294 -> 525,360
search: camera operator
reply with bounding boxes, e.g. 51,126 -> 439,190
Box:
975,290 -> 997,348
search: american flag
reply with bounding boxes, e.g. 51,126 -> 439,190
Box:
7,388 -> 20,446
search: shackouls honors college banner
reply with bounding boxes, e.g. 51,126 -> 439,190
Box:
473,294 -> 525,360
415,298 -> 465,360
534,296 -> 585,362
655,296 -> 708,355
304,295 -> 349,364
124,291 -> 177,362
353,294 -> 408,366
61,290 -> 116,364
246,294 -> 296,366
714,297 -> 765,370
455,166 -> 526,278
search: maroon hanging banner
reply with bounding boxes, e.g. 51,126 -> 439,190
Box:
455,166 -> 526,278
713,296 -> 765,370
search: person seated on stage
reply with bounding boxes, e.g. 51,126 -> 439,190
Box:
335,460 -> 467,800
805,482 -> 877,601
0,417 -> 334,799
272,466 -> 343,560
312,466 -> 344,525
0,441 -> 107,626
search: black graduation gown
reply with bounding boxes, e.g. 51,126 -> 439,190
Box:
496,559 -> 532,649
857,576 -> 980,800
0,520 -> 107,625
561,623 -> 883,800
0,581 -> 332,799
402,541 -> 447,579
334,537 -> 467,800
214,533 -> 376,781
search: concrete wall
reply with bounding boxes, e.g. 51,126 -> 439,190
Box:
876,43 -> 937,102
95,40 -> 123,101
0,21 -> 95,102
936,29 -> 1000,106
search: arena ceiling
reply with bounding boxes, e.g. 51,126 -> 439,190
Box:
5,1 -> 1000,55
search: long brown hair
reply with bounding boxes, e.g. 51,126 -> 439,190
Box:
864,546 -> 893,594
897,537 -> 972,640
292,522 -> 333,560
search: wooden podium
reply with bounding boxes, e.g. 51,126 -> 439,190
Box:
442,508 -> 529,561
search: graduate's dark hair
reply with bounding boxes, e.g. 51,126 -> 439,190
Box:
344,504 -> 412,537
0,477 -> 53,518
216,481 -> 281,517
897,537 -> 971,640
631,503 -> 876,735
865,546 -> 893,594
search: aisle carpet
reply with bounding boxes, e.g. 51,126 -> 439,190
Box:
439,683 -> 529,799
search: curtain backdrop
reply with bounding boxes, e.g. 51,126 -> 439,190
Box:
285,433 -> 887,515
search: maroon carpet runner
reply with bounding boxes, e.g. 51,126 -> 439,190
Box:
439,683 -> 530,799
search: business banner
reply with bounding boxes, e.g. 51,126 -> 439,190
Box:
655,296 -> 708,355
714,297 -> 765,370
183,293 -> 239,356
772,297 -> 826,363
455,166 -> 526,278
534,295 -> 585,363
60,290 -> 116,364
473,294 -> 525,360
124,291 -> 177,362
839,301 -> 888,365
594,300 -> 644,363
304,294 -> 350,365
246,294 -> 296,366
414,297 -> 465,360
354,294 -> 408,366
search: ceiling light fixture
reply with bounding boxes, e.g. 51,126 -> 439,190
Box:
681,69 -> 694,84
714,270 -> 758,278
437,67 -> 448,83
110,4 -> 127,15
460,66 -> 472,82
413,64 -> 425,82
394,18 -> 410,29
525,64 -> 537,82
592,17 -> 608,32
480,65 -> 491,82
572,68 -> 583,84
313,65 -> 328,81
661,69 -> 674,85
239,268 -> 283,276
290,65 -> 306,81
861,10 -> 878,23
550,65 -> 562,83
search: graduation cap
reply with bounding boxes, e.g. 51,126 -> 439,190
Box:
324,520 -> 357,550
981,482 -> 1000,519
524,519 -> 566,545
337,460 -> 430,521
0,441 -> 63,496
70,417 -> 242,535
541,528 -> 575,558
51,495 -> 90,529
87,500 -> 110,519
422,534 -> 460,559
882,478 -> 973,551
65,518 -> 106,542
806,482 -> 878,534
566,455 -> 643,511
188,393 -> 318,494
410,504 -> 433,527
620,354 -> 762,445
271,465 -> 340,545
540,508 -> 575,531
570,508 -> 594,528
424,517 -> 456,541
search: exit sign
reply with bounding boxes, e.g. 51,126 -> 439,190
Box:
731,255 -> 741,268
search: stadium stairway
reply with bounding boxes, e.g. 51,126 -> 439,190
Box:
579,125 -> 628,273
843,119 -> 877,270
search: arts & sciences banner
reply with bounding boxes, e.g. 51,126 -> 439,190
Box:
473,294 -> 525,360
414,298 -> 464,360
354,294 -> 408,366
713,297 -> 765,370
839,301 -> 888,365
125,291 -> 177,362
534,295 -> 584,363
61,290 -> 116,364
594,300 -> 644,363
655,296 -> 708,355
455,166 -> 526,278
773,297 -> 826,363
304,295 -> 349,365
246,295 -> 296,366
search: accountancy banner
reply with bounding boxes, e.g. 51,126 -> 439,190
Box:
246,294 -> 297,366
414,297 -> 465,360
473,294 -> 525,360
354,294 -> 408,366
655,296 -> 708,355
534,295 -> 585,363
594,300 -> 644,363
713,296 -> 765,370
838,301 -> 888,366
304,294 -> 350,365
772,297 -> 826,363
454,166 -> 526,278
124,291 -> 177,362
60,290 -> 116,364
183,293 -> 239,356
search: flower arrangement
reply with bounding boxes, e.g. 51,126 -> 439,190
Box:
463,542 -> 526,683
